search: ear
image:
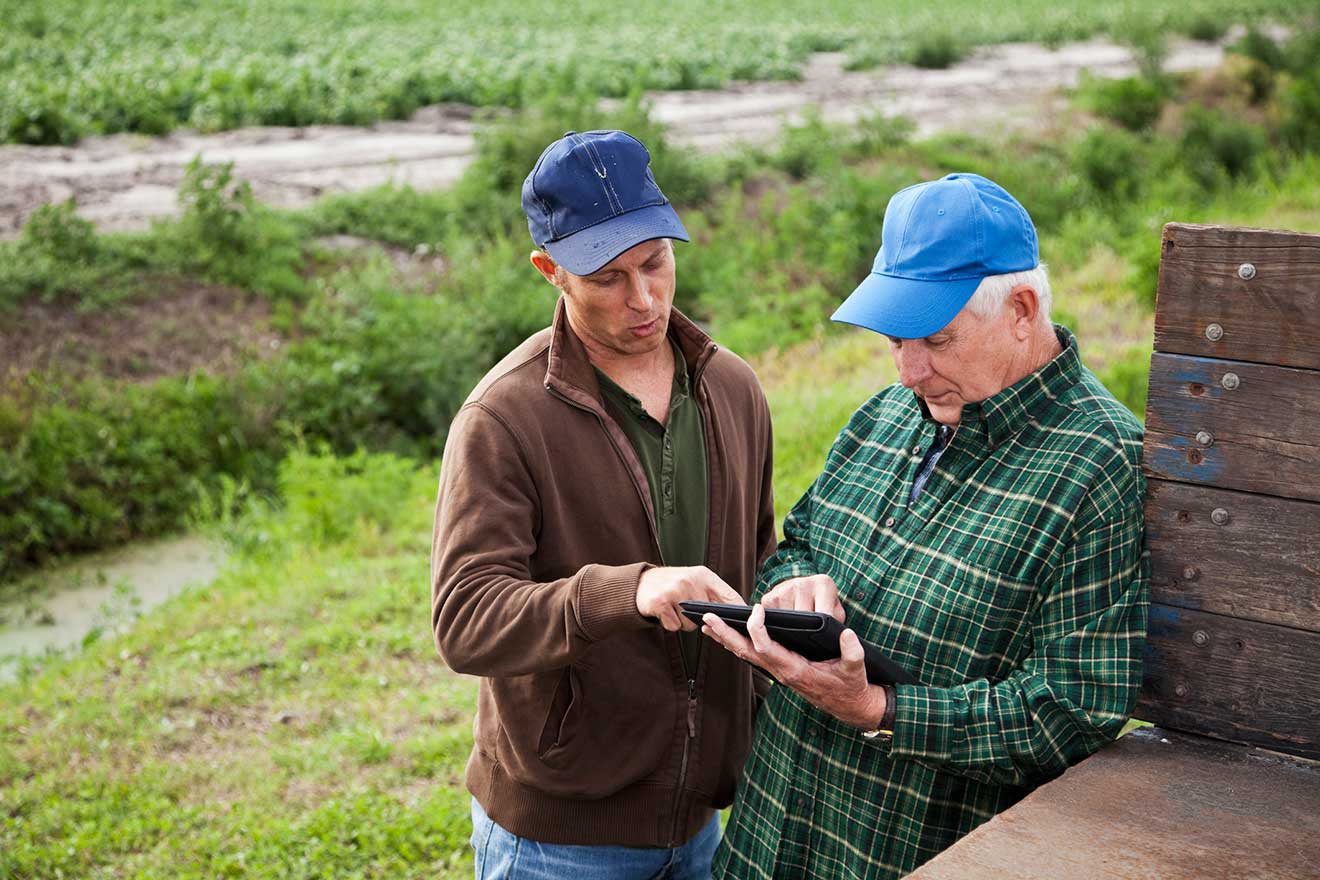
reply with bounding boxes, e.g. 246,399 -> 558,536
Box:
530,250 -> 560,287
1007,285 -> 1040,340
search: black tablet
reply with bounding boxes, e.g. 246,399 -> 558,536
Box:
680,600 -> 920,686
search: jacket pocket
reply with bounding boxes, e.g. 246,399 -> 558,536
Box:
536,667 -> 579,757
492,635 -> 676,800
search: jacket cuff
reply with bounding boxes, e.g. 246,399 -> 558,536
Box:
576,562 -> 652,642
888,684 -> 966,763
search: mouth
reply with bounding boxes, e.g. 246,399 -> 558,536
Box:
630,318 -> 660,338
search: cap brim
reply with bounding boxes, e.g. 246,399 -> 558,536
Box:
544,203 -> 690,276
831,272 -> 981,339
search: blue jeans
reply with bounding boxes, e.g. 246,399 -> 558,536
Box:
470,797 -> 720,880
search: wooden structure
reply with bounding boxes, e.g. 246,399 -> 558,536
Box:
911,224 -> 1320,879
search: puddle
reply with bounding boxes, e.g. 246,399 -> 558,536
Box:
0,534 -> 225,683
0,34 -> 1250,237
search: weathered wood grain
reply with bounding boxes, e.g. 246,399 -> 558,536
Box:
1143,352 -> 1320,503
909,727 -> 1320,880
1145,480 -> 1320,633
1154,223 -> 1320,370
1137,604 -> 1320,760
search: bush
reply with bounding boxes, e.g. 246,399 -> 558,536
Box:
1082,75 -> 1167,131
1179,105 -> 1265,186
1231,29 -> 1287,71
1184,13 -> 1228,43
907,32 -> 965,70
163,159 -> 307,299
1073,126 -> 1149,199
1279,71 -> 1320,154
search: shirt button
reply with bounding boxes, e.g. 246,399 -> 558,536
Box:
805,727 -> 818,739
884,516 -> 896,528
795,793 -> 811,810
912,445 -> 922,455
852,590 -> 864,601
664,483 -> 673,497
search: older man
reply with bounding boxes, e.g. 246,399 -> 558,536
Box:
703,173 -> 1148,879
431,130 -> 776,879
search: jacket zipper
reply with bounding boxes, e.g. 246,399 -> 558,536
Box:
545,369 -> 712,848
670,674 -> 698,846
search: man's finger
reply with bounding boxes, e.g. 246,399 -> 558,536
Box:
840,628 -> 867,675
701,612 -> 754,655
747,603 -> 775,654
792,589 -> 813,612
813,578 -> 838,617
657,607 -> 682,632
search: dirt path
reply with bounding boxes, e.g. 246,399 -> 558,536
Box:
0,37 -> 1232,236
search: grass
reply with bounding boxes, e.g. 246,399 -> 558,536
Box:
0,0 -> 1309,144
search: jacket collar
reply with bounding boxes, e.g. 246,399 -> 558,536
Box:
917,324 -> 1082,449
544,296 -> 719,404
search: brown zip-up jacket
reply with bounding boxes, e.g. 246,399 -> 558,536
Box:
431,298 -> 776,847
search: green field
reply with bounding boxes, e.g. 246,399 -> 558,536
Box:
0,0 -> 1306,144
4,17 -> 1320,877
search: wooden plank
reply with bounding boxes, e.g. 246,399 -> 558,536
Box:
909,727 -> 1320,880
1154,222 -> 1320,371
1143,352 -> 1320,504
1137,604 -> 1320,760
1145,480 -> 1320,633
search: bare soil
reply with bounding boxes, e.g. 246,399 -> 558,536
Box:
0,281 -> 283,385
0,36 -> 1236,237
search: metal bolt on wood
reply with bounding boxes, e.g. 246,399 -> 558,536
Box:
1183,566 -> 1198,581
1205,323 -> 1224,342
1196,431 -> 1214,447
1175,683 -> 1189,697
1193,630 -> 1210,647
1221,372 -> 1240,390
1211,507 -> 1231,526
1238,262 -> 1256,280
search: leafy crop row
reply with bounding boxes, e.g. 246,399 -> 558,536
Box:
0,0 -> 1307,144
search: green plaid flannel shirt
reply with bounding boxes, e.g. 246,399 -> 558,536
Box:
713,327 -> 1149,880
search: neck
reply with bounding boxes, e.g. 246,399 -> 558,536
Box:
568,315 -> 674,388
1004,322 -> 1063,389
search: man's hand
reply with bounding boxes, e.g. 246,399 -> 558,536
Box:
637,566 -> 745,632
701,603 -> 887,729
762,574 -> 845,622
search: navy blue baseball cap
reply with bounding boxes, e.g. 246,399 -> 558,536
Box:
832,173 -> 1039,339
521,130 -> 689,276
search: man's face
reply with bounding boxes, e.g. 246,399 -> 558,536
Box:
885,298 -> 1023,426
555,239 -> 676,359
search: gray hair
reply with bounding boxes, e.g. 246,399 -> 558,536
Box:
963,264 -> 1052,325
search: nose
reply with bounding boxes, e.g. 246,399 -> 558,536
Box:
896,345 -> 932,389
624,272 -> 654,313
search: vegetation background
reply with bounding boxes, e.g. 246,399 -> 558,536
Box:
3,2 -> 1320,876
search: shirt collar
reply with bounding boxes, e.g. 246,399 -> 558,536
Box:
915,325 -> 1082,449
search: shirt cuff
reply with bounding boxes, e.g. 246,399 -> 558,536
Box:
888,683 -> 967,763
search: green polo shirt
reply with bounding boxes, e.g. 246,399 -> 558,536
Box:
596,341 -> 709,675
714,326 -> 1149,879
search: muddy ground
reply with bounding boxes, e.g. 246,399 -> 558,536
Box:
0,36 -> 1234,237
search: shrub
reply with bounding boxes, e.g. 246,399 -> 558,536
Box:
1082,75 -> 1166,131
1231,29 -> 1287,71
907,32 -> 965,70
1184,13 -> 1228,43
1179,105 -> 1265,186
1073,126 -> 1149,199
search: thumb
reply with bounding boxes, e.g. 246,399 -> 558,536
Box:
840,628 -> 866,668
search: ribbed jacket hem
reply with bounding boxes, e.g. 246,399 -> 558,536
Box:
467,748 -> 713,848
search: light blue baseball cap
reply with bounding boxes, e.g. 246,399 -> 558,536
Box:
832,173 -> 1039,339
